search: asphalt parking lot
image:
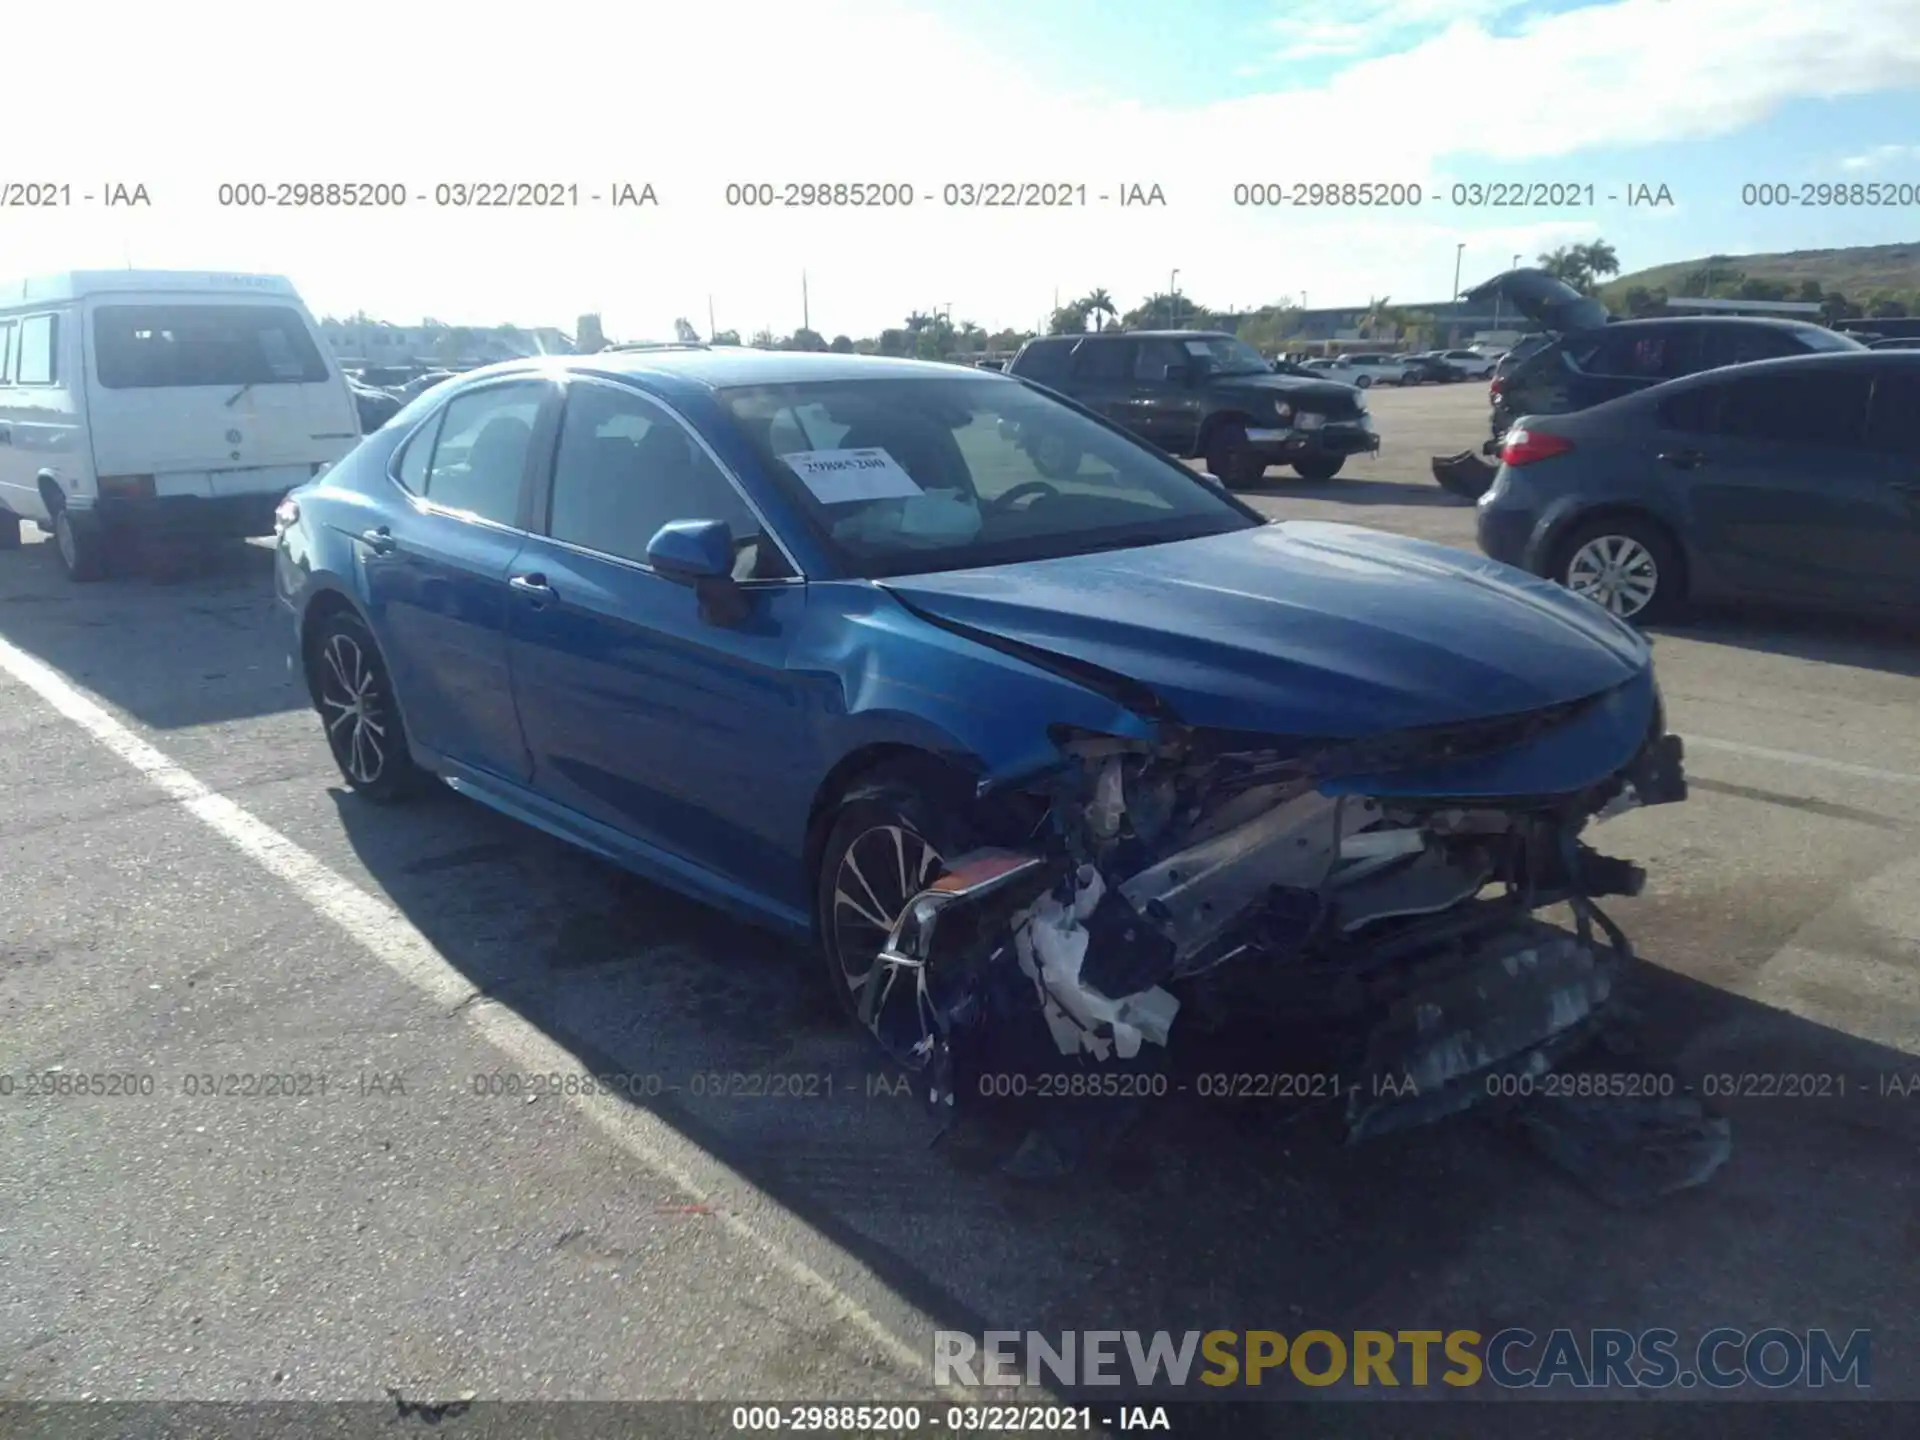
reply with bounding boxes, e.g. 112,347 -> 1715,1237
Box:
3,382 -> 1919,1426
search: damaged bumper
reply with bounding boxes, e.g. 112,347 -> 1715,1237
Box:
863,681 -> 1689,1145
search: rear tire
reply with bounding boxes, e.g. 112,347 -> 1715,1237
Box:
1354,374 -> 1373,389
1205,422 -> 1268,488
308,610 -> 430,802
51,503 -> 111,582
1551,515 -> 1684,625
1292,455 -> 1346,481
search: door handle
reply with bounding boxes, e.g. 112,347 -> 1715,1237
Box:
509,573 -> 554,602
359,526 -> 397,554
1658,449 -> 1708,469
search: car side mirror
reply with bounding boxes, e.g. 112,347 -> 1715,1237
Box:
646,518 -> 750,624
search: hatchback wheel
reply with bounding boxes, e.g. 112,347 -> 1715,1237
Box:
310,611 -> 428,801
1555,516 -> 1683,624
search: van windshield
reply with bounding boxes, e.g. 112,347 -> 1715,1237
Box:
93,304 -> 332,389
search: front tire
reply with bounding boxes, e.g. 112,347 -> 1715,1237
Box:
816,766 -> 980,1067
1553,515 -> 1684,625
1291,455 -> 1346,481
309,610 -> 429,802
51,504 -> 111,582
1354,373 -> 1373,389
1205,422 -> 1268,488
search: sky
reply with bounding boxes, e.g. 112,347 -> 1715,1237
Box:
4,0 -> 1918,340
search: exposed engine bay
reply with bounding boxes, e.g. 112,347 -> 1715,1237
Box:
853,689 -> 1710,1187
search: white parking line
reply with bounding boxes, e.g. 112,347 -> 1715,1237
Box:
0,633 -> 937,1391
1688,735 -> 1920,788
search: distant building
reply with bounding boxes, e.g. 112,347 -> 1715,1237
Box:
1662,296 -> 1823,318
320,318 -> 577,366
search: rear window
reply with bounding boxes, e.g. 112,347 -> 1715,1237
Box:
93,304 -> 331,389
1009,340 -> 1073,382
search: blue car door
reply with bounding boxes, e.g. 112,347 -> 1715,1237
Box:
503,375 -> 818,915
359,376 -> 557,783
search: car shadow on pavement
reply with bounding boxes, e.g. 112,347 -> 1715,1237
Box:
1652,604 -> 1920,679
0,537 -> 304,728
331,785 -> 1920,1411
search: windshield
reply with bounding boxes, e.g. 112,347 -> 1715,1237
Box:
719,376 -> 1258,579
1179,336 -> 1271,376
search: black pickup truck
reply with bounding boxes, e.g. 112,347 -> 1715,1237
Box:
1006,330 -> 1380,485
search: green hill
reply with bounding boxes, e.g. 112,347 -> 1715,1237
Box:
1602,242 -> 1920,305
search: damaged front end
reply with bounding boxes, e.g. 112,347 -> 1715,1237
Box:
859,678 -> 1690,1150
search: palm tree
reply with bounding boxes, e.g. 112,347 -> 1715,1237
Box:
904,311 -> 932,337
1083,289 -> 1117,332
1362,296 -> 1401,340
1577,240 -> 1620,286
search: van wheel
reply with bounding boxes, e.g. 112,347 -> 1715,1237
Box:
309,610 -> 429,802
0,512 -> 19,550
52,504 -> 111,582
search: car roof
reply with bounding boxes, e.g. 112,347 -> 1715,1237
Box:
1057,329 -> 1233,342
1598,315 -> 1843,336
447,348 -> 1000,391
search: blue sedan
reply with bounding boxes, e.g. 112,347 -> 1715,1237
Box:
275,347 -> 1687,1130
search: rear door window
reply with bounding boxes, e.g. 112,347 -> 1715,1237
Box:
421,381 -> 546,526
1131,339 -> 1187,380
93,304 -> 330,388
1697,326 -> 1805,369
1572,328 -> 1698,380
1010,340 -> 1072,382
1072,340 -> 1135,380
1717,369 -> 1872,449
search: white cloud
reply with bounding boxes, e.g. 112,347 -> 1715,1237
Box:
1,0 -> 1914,335
1267,0 -> 1524,62
1842,143 -> 1920,169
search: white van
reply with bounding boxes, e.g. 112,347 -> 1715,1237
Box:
0,271 -> 361,580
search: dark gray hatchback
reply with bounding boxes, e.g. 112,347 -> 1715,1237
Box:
1475,351 -> 1920,623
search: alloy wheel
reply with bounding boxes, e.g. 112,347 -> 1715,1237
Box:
318,631 -> 390,785
1566,535 -> 1659,619
55,510 -> 77,570
829,823 -> 946,1062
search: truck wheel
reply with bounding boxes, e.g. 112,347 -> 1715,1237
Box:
0,511 -> 19,551
51,503 -> 111,582
1205,423 -> 1268,488
1292,456 -> 1346,481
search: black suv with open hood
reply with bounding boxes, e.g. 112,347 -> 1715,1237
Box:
1008,330 -> 1381,486
1429,269 -> 1864,499
1465,268 -> 1864,446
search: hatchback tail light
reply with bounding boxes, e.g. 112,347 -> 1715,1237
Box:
1500,427 -> 1574,466
1489,376 -> 1507,400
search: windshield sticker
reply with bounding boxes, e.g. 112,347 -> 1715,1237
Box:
785,447 -> 924,503
1183,341 -> 1214,356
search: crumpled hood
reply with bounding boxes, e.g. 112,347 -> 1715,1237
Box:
881,521 -> 1649,735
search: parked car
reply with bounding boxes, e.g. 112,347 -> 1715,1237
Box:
1436,348 -> 1500,380
1323,352 -> 1418,388
1397,354 -> 1459,385
1301,358 -> 1338,373
1475,350 -> 1920,623
1007,330 -> 1378,483
1431,270 -> 1866,502
347,376 -> 403,434
1868,337 -> 1920,350
1466,269 -> 1864,447
275,347 -> 1687,1133
0,269 -> 361,579
394,370 -> 457,402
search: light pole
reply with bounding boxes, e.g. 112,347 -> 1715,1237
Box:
1453,242 -> 1466,301
1169,269 -> 1180,327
